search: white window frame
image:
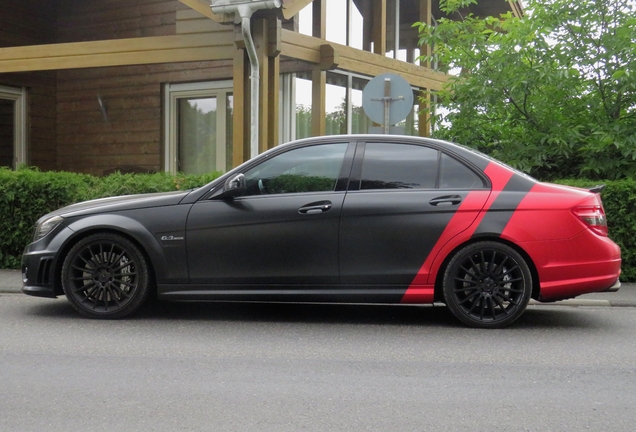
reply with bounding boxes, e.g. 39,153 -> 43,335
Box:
163,81 -> 232,174
0,85 -> 27,168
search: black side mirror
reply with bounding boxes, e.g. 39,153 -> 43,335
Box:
218,173 -> 246,200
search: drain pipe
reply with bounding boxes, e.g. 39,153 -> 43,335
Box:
211,0 -> 281,159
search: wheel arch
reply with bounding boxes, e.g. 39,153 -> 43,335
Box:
433,236 -> 541,302
52,219 -> 163,297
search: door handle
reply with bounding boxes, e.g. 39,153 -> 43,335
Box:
299,201 -> 332,214
429,195 -> 462,206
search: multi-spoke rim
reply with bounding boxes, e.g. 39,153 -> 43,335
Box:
66,240 -> 140,313
450,248 -> 527,323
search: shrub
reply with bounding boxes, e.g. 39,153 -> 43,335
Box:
0,168 -> 221,268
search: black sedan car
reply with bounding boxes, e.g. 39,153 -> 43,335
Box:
22,135 -> 621,328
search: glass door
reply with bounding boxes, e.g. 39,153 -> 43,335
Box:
164,81 -> 233,174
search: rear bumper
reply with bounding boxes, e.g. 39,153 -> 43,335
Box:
603,279 -> 621,293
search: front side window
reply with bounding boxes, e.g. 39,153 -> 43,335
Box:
361,143 -> 438,190
243,143 -> 348,196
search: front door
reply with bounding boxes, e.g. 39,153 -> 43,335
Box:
186,142 -> 352,286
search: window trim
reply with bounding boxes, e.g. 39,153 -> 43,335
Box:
0,85 -> 27,169
163,81 -> 232,174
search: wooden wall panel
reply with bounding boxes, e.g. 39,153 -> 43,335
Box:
57,0 -> 190,42
0,0 -> 56,48
56,60 -> 234,175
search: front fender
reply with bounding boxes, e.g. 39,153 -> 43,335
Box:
63,207 -> 190,284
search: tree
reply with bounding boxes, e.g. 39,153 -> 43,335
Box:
416,0 -> 636,180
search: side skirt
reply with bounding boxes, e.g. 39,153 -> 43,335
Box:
157,284 -> 417,304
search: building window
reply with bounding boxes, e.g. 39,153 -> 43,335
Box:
0,85 -> 27,169
164,81 -> 233,174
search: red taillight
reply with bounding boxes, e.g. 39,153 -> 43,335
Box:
572,205 -> 608,236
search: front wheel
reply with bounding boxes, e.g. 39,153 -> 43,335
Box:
61,233 -> 152,319
442,242 -> 532,329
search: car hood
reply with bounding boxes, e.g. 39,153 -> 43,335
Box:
43,190 -> 192,220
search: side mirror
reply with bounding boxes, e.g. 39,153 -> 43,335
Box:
218,173 -> 246,199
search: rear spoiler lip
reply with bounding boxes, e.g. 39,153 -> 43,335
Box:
588,184 -> 606,194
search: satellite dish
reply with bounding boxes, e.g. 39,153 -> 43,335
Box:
362,73 -> 414,132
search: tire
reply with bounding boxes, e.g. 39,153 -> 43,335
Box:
442,241 -> 532,329
61,233 -> 151,319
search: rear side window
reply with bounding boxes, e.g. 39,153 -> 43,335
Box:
361,143 -> 438,189
440,153 -> 485,189
358,142 -> 485,190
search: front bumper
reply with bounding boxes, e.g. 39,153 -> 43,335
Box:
21,250 -> 59,298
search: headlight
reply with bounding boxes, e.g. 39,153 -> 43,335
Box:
34,215 -> 64,241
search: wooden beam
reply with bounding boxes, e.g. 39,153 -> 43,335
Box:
312,0 -> 325,39
268,16 -> 280,149
311,69 -> 326,136
419,0 -> 432,137
255,19 -> 269,153
0,34 -> 235,73
280,29 -> 448,90
372,0 -> 386,55
282,0 -> 314,20
319,44 -> 339,70
232,35 -> 246,167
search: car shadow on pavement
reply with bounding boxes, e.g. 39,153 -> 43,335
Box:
22,297 -> 608,329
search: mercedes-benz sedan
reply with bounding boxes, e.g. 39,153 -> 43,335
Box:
22,135 -> 621,328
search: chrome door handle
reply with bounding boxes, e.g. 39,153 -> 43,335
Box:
299,201 -> 332,214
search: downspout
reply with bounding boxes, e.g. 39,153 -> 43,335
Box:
211,0 -> 281,159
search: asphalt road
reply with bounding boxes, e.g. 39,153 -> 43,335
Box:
2,292 -> 636,431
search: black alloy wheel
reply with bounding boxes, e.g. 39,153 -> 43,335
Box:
61,233 -> 151,319
443,241 -> 532,328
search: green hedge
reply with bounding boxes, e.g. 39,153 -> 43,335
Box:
0,168 -> 221,268
1,168 -> 634,281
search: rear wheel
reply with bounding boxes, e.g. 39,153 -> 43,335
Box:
443,242 -> 532,328
61,233 -> 151,319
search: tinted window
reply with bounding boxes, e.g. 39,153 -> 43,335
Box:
361,143 -> 438,190
440,153 -> 484,189
243,143 -> 348,196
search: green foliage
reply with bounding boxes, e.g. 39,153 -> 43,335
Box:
0,168 -> 221,268
415,0 -> 636,180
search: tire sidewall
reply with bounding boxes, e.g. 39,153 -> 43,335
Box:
443,241 -> 532,329
61,233 -> 151,319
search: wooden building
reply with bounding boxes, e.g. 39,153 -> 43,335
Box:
0,0 -> 521,175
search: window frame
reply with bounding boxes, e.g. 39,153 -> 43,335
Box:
163,81 -> 232,174
241,142 -> 352,197
348,141 -> 488,192
0,85 -> 27,169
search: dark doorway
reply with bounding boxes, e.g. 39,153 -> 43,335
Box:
0,98 -> 13,168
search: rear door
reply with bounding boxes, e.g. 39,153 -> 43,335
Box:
339,141 -> 489,287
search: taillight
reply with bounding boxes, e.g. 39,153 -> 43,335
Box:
572,205 -> 608,236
